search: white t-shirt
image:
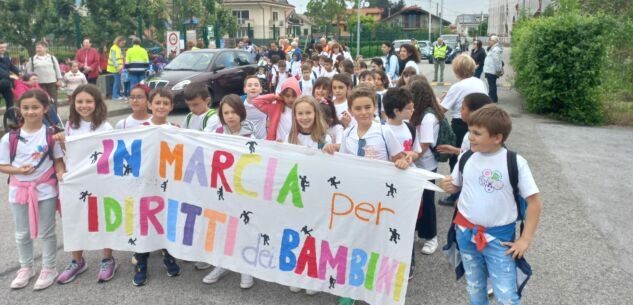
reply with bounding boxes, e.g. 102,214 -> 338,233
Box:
0,125 -> 64,203
451,148 -> 539,229
287,133 -> 332,149
414,112 -> 440,170
461,131 -> 471,152
276,106 -> 293,142
65,119 -> 113,136
328,124 -> 344,145
404,60 -> 420,75
312,66 -> 322,78
339,121 -> 403,161
244,100 -> 268,139
334,100 -> 349,120
275,72 -> 290,94
115,115 -> 151,129
183,110 -> 219,131
299,78 -> 314,97
385,122 -> 422,167
440,77 -> 487,119
321,69 -> 337,79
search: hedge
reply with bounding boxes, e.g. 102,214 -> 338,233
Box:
512,14 -> 609,125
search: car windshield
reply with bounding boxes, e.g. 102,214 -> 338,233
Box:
164,52 -> 214,71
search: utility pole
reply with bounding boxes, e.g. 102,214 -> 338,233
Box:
436,3 -> 439,36
439,0 -> 444,36
428,0 -> 432,41
356,0 -> 361,58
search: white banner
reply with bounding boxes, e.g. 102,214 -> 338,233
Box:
60,126 -> 443,305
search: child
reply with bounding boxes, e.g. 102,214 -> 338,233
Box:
299,63 -> 315,97
134,88 -> 181,286
289,53 -> 301,77
56,84 -> 116,284
13,73 -> 47,101
312,77 -> 332,105
180,83 -> 217,132
115,84 -> 152,129
439,105 -> 542,305
256,66 -> 268,93
275,60 -> 291,94
0,89 -> 64,290
373,70 -> 389,118
323,85 -> 411,305
241,76 -> 267,139
321,57 -> 336,79
311,55 -> 322,78
267,55 -> 281,93
286,96 -> 331,148
396,66 -> 417,88
62,61 -> 87,95
331,73 -> 353,128
339,59 -> 357,86
319,97 -> 344,146
408,78 -> 444,255
359,71 -> 384,123
253,77 -> 300,141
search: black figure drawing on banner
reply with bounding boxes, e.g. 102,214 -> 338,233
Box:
217,186 -> 224,200
123,163 -> 132,176
240,210 -> 253,225
327,176 -> 341,189
90,151 -> 102,164
161,180 -> 168,192
79,190 -> 91,202
299,175 -> 310,192
329,275 -> 336,289
389,228 -> 400,244
301,225 -> 313,236
386,183 -> 397,198
260,234 -> 270,246
246,141 -> 258,154
128,238 -> 137,246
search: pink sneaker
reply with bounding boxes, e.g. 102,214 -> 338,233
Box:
10,267 -> 36,289
33,268 -> 58,290
97,258 -> 117,283
57,258 -> 88,284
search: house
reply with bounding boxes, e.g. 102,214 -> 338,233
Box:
455,14 -> 488,37
287,13 -> 316,37
488,0 -> 551,40
223,0 -> 295,40
381,6 -> 451,35
331,8 -> 384,38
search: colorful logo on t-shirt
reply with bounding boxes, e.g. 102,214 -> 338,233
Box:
31,145 -> 49,162
479,169 -> 504,193
403,139 -> 413,152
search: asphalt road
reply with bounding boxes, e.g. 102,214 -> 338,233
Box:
0,51 -> 632,305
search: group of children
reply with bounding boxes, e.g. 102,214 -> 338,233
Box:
0,52 -> 542,305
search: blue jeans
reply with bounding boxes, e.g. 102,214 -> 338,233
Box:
112,72 -> 121,99
128,73 -> 144,90
485,73 -> 498,103
456,226 -> 520,305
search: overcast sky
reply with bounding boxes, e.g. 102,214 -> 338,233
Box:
288,0 -> 489,23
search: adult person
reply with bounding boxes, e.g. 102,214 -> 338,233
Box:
320,37 -> 329,53
281,38 -> 292,55
26,41 -> 62,108
432,37 -> 451,83
381,41 -> 399,83
398,44 -> 420,76
125,37 -> 149,89
483,35 -> 504,102
236,40 -> 245,50
243,37 -> 255,54
266,42 -> 286,61
0,40 -> 19,110
106,36 -> 126,100
410,38 -> 421,54
75,38 -> 101,84
470,39 -> 486,79
437,54 -> 487,206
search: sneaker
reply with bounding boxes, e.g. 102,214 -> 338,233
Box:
163,255 -> 181,277
305,289 -> 318,295
421,237 -> 438,255
338,297 -> 356,305
10,267 -> 36,289
194,262 -> 212,270
33,268 -> 58,290
289,286 -> 302,293
131,255 -> 137,265
203,267 -> 228,284
240,274 -> 254,289
57,259 -> 88,284
133,262 -> 147,286
97,258 -> 117,283
438,196 -> 456,207
409,265 -> 415,280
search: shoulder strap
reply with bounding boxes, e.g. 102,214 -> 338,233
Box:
51,56 -> 58,77
458,149 -> 474,175
9,129 -> 20,164
31,56 -> 34,72
185,112 -> 193,128
404,121 -> 416,142
45,127 -> 56,161
507,150 -> 525,230
376,93 -> 383,114
379,124 -> 390,158
202,109 -> 216,130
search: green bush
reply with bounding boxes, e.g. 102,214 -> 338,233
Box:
512,14 -> 609,125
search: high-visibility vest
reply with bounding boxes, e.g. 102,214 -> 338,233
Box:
125,45 -> 149,73
107,44 -> 123,73
433,44 -> 448,59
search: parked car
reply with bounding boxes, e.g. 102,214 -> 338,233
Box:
393,39 -> 431,59
418,40 -> 432,59
145,49 -> 257,109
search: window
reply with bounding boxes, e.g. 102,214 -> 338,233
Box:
273,12 -> 279,21
233,10 -> 249,20
236,52 -> 254,65
303,29 -> 308,36
404,14 -> 420,29
215,52 -> 236,70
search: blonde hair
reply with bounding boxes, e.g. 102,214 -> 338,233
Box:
452,54 -> 476,79
288,96 -> 328,145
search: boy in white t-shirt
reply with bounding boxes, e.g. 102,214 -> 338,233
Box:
439,105 -> 542,305
298,63 -> 315,97
320,57 -> 337,79
182,82 -> 219,132
275,60 -> 291,94
241,76 -> 267,139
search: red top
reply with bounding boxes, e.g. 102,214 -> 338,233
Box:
75,47 -> 101,79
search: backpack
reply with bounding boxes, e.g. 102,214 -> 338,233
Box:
185,109 -> 216,131
404,121 -> 416,143
424,108 -> 455,162
9,126 -> 57,169
298,78 -> 315,92
458,149 -> 528,233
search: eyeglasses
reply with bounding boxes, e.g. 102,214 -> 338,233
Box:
129,95 -> 146,100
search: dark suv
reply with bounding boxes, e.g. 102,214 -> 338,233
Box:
146,49 -> 257,109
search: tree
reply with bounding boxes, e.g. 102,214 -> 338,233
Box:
346,15 -> 377,40
306,0 -> 348,35
0,0 -> 75,56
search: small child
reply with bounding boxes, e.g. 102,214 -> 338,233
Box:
0,90 -> 65,290
319,98 -> 344,146
267,55 -> 281,93
181,82 -> 219,132
439,105 -> 542,304
312,77 -> 332,105
115,84 -> 152,129
286,96 -> 331,148
62,61 -> 87,95
275,60 -> 291,94
256,66 -> 268,92
299,63 -> 315,97
331,73 -> 353,128
289,53 -> 301,77
359,71 -> 384,123
311,55 -> 322,78
134,88 -> 181,286
320,57 -> 337,79
56,84 -> 116,284
253,77 -> 300,141
373,70 -> 389,118
242,76 -> 267,139
212,94 -> 255,137
396,66 -> 417,88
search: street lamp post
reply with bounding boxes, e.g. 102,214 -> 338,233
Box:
356,0 -> 368,58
